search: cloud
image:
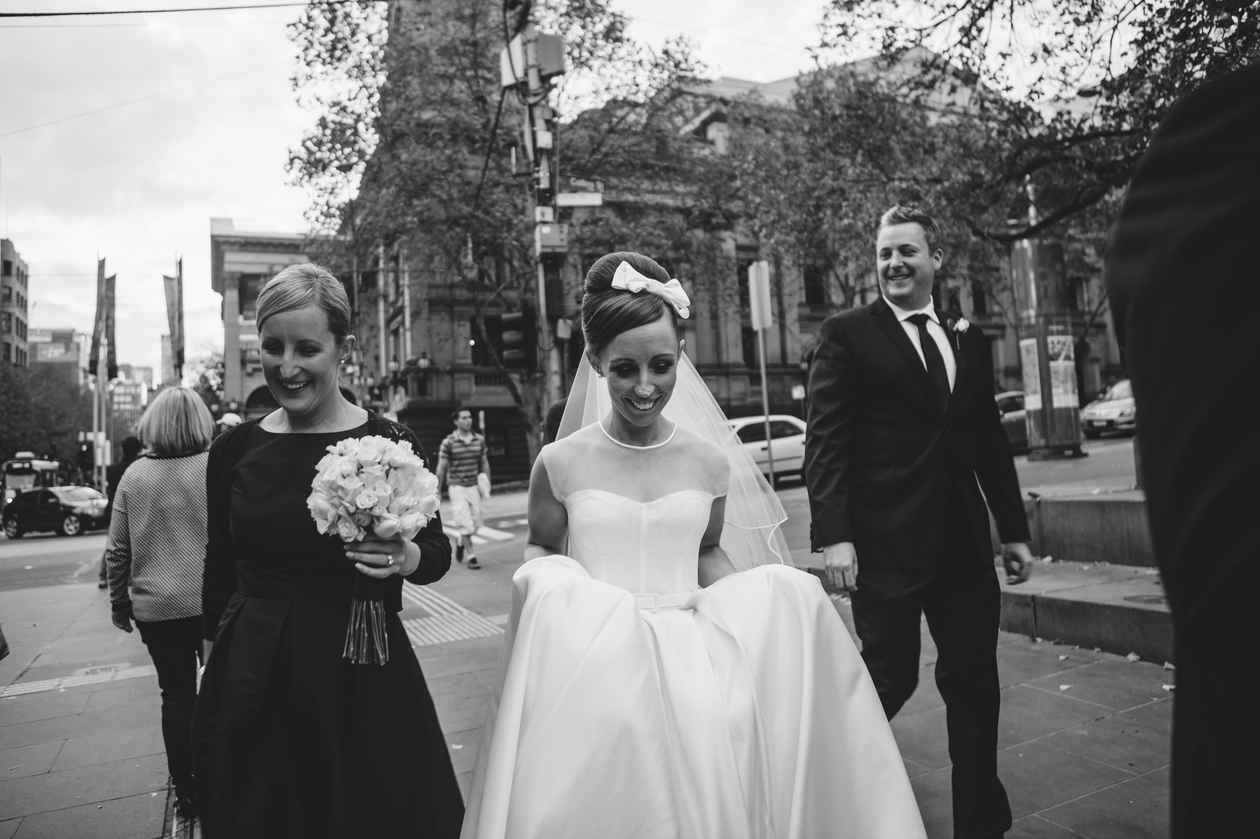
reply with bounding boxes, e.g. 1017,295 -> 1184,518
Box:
2,1 -> 313,374
2,0 -> 826,376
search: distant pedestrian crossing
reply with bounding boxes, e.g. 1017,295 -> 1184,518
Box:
401,582 -> 505,647
441,521 -> 523,546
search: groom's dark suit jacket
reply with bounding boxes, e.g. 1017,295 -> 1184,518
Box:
805,298 -> 1028,585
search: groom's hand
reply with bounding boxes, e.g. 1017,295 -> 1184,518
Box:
1002,542 -> 1035,585
822,542 -> 859,592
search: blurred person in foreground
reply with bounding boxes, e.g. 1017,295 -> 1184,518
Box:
98,435 -> 143,588
192,263 -> 462,838
105,391 -> 213,819
1105,61 -> 1260,838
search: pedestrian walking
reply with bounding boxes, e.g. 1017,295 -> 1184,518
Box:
104,390 -> 213,820
97,435 -> 142,588
436,407 -> 490,569
804,205 -> 1034,839
1105,61 -> 1260,838
192,263 -> 462,838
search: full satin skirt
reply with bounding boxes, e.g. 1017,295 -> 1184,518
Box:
460,557 -> 926,839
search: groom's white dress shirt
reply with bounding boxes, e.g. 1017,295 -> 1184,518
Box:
883,297 -> 957,391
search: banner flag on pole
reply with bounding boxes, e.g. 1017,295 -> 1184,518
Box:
88,258 -> 106,375
163,273 -> 179,382
104,274 -> 117,381
175,256 -> 185,376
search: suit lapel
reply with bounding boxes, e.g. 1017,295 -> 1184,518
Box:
871,298 -> 937,416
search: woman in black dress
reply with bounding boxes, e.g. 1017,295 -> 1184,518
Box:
193,263 -> 463,837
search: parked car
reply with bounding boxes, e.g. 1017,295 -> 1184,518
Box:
1079,379 -> 1137,438
995,390 -> 1029,454
728,414 -> 807,484
1,486 -> 108,539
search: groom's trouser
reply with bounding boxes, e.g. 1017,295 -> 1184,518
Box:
852,565 -> 1011,839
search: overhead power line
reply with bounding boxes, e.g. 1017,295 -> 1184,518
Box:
0,1 -> 380,19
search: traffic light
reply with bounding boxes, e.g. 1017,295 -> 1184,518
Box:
76,442 -> 93,472
500,309 -> 536,370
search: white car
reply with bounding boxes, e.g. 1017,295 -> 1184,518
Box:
728,414 -> 807,484
1079,379 -> 1137,438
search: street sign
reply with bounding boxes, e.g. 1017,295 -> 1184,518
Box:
748,260 -> 773,331
791,384 -> 806,400
556,191 -> 603,207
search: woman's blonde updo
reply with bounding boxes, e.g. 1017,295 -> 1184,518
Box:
256,263 -> 352,342
580,251 -> 679,359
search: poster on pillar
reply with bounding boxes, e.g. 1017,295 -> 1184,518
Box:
1046,335 -> 1079,408
1019,338 -> 1041,411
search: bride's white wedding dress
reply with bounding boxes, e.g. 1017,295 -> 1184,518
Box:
460,423 -> 925,839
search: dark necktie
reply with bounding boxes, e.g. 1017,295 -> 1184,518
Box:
907,313 -> 950,410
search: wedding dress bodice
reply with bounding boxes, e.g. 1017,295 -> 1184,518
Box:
565,488 -> 712,595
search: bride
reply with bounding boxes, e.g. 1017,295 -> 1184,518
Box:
460,252 -> 925,839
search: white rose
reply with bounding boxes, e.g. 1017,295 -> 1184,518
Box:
398,512 -> 424,539
414,493 -> 440,518
373,514 -> 401,539
336,518 -> 361,542
355,489 -> 379,510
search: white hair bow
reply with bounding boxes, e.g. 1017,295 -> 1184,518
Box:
610,261 -> 691,319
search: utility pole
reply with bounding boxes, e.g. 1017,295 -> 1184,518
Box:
1016,178 -> 1085,460
501,1 -> 566,406
749,261 -> 776,483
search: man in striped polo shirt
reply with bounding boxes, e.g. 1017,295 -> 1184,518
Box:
436,408 -> 490,569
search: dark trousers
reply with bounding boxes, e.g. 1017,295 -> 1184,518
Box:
136,616 -> 203,794
852,568 -> 1011,838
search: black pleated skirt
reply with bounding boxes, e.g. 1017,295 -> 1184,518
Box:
193,593 -> 465,838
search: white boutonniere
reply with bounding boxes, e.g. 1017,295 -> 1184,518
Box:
947,317 -> 970,352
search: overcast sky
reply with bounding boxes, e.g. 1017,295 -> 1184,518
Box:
0,0 -> 827,376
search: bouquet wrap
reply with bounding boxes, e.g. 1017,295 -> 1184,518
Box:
307,435 -> 440,665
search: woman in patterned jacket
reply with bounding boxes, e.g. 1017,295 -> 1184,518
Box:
105,386 -> 214,821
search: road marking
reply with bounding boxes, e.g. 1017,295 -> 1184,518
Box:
0,663 -> 156,699
442,524 -> 518,545
401,582 -> 504,647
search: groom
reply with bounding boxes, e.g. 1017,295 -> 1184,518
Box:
805,205 -> 1034,838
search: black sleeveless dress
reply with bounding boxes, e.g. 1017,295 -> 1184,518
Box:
193,414 -> 463,838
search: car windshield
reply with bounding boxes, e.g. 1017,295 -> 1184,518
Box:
1100,381 -> 1133,401
52,487 -> 103,503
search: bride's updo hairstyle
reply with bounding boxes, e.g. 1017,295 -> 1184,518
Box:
581,251 -> 679,359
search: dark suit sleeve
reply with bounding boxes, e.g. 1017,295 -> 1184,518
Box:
805,319 -> 856,550
203,428 -> 240,640
967,331 -> 1030,543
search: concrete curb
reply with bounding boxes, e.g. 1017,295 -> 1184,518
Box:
804,560 -> 1173,664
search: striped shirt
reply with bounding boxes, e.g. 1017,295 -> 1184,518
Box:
440,431 -> 486,487
105,453 -> 207,622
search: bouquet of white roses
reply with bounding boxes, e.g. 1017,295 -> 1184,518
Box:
306,434 -> 441,664
307,435 -> 441,543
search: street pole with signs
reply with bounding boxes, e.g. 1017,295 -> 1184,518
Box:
500,5 -> 566,406
748,260 -> 776,483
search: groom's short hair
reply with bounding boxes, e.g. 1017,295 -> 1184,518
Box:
879,205 -> 941,253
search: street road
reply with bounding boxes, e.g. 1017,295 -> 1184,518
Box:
0,531 -> 105,592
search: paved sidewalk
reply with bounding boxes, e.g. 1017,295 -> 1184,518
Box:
426,545 -> 1173,837
0,583 -> 173,839
1,504 -> 1172,837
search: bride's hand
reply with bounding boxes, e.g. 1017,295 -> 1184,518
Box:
346,535 -> 418,578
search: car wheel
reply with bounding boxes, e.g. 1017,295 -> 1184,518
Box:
1083,429 -> 1101,440
60,515 -> 83,537
2,518 -> 21,539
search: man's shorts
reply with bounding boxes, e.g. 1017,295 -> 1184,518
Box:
447,484 -> 484,537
